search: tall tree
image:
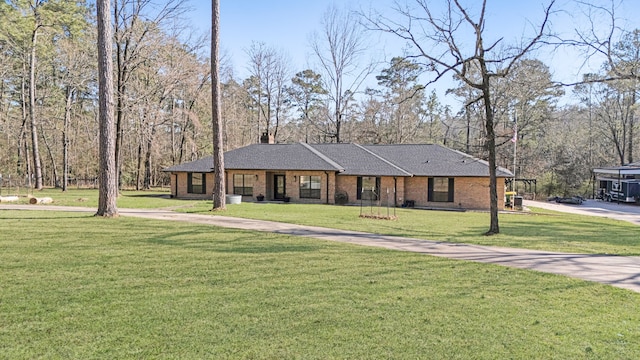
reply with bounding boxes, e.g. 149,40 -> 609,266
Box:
422,90 -> 446,144
0,0 -> 87,189
366,0 -> 555,235
610,29 -> 640,164
376,56 -> 426,143
113,0 -> 187,188
592,80 -> 636,165
246,42 -> 292,142
27,1 -> 43,190
311,5 -> 373,143
54,22 -> 95,191
569,2 -> 640,166
211,0 -> 225,210
96,0 -> 118,216
487,59 -> 561,179
288,69 -> 327,142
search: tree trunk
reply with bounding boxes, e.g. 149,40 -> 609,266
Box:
465,105 -> 471,154
628,88 -> 636,164
143,124 -> 156,190
29,28 -> 43,190
211,0 -> 226,210
170,99 -> 176,164
96,0 -> 118,217
143,142 -> 152,189
18,68 -> 28,178
481,74 -> 500,235
114,0 -> 128,191
115,60 -> 126,190
40,123 -> 59,187
335,110 -> 342,143
135,141 -> 142,190
62,86 -> 73,191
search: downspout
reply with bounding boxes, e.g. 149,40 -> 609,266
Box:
325,171 -> 330,204
393,177 -> 397,207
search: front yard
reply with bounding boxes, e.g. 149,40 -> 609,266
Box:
1,209 -> 639,359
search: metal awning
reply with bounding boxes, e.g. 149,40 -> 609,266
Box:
593,167 -> 640,176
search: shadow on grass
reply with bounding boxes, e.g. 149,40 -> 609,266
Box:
146,228 -> 324,254
0,214 -> 94,221
505,218 -> 638,244
124,194 -> 172,199
449,217 -> 640,255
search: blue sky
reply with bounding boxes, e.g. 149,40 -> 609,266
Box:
187,0 -> 640,107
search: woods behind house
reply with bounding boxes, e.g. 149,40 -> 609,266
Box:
0,0 -> 637,198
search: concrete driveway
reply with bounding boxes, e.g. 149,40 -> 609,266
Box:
2,204 -> 640,293
524,199 -> 640,225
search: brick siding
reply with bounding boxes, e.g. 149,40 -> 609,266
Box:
170,171 -> 505,210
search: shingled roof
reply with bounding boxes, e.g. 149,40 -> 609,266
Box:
361,144 -> 513,177
163,143 -> 514,178
308,143 -> 412,176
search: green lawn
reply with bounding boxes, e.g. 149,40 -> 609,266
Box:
1,210 -> 639,359
6,188 -> 640,255
184,201 -> 640,256
1,187 -> 204,209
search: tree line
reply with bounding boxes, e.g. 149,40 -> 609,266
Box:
1,0 -> 638,203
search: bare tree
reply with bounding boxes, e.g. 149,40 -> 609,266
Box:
55,30 -> 96,191
568,1 -> 640,164
246,42 -> 292,142
211,0 -> 225,211
96,0 -> 118,217
366,0 -> 555,235
569,1 -> 637,81
592,80 -> 636,165
113,0 -> 188,189
311,5 -> 373,143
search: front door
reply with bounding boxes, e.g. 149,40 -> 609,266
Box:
274,174 -> 286,200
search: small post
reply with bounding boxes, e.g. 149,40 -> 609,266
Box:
370,186 -> 374,215
386,188 -> 390,218
393,187 -> 396,217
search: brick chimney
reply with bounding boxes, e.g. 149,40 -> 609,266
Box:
260,132 -> 274,144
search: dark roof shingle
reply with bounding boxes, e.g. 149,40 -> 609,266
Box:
362,144 -> 513,177
309,143 -> 411,176
163,143 -> 513,178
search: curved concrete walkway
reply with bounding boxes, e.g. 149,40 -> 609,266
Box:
2,204 -> 640,293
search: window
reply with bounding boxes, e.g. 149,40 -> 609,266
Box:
187,173 -> 206,194
233,174 -> 254,196
300,175 -> 321,199
428,177 -> 454,202
357,176 -> 380,200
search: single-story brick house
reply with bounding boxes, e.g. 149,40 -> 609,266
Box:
163,143 -> 513,210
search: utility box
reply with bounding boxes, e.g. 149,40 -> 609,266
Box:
513,196 -> 523,210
